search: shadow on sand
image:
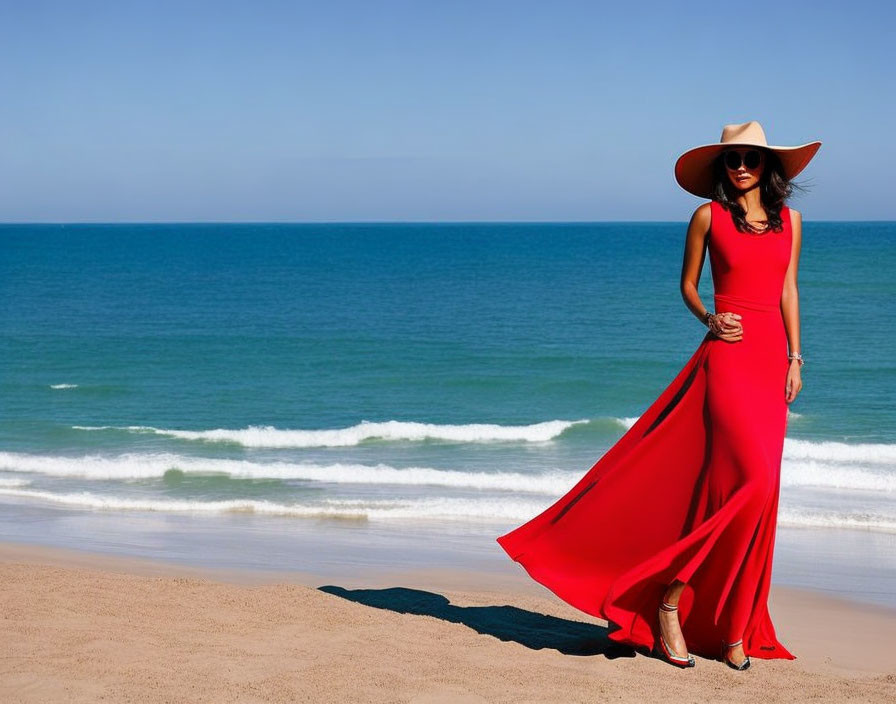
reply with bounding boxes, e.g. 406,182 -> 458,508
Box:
318,585 -> 638,658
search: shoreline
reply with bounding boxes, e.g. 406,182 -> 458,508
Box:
2,500 -> 894,610
2,540 -> 895,703
2,538 -> 895,611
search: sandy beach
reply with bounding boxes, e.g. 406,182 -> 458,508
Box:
1,541 -> 894,703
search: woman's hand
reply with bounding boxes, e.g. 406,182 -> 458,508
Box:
708,312 -> 743,342
785,361 -> 803,403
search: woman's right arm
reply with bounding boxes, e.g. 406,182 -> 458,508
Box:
679,204 -> 742,341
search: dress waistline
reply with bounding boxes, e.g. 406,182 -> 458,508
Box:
714,293 -> 780,312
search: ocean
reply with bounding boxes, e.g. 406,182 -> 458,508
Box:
1,221 -> 894,606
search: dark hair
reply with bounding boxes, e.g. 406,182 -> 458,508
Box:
710,148 -> 810,233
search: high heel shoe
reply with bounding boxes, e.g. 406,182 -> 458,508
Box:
720,639 -> 751,671
653,601 -> 695,668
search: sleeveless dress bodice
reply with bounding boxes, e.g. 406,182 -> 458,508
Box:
709,199 -> 792,310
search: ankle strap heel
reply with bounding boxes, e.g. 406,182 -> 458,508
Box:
655,601 -> 695,668
720,639 -> 751,671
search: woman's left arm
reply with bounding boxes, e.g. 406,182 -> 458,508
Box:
781,208 -> 803,403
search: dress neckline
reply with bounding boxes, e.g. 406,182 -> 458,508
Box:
714,201 -> 787,237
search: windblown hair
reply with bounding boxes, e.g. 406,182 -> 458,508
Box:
709,148 -> 809,234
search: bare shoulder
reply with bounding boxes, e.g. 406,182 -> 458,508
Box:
689,202 -> 712,230
693,202 -> 712,220
788,207 -> 803,226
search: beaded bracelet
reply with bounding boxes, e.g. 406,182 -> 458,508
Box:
788,353 -> 804,366
702,310 -> 722,336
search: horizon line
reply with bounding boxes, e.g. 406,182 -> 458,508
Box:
0,218 -> 892,226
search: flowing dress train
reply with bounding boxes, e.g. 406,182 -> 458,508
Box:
496,200 -> 797,660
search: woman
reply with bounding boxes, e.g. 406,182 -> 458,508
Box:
496,121 -> 821,670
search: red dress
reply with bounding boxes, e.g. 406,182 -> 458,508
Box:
497,200 -> 797,661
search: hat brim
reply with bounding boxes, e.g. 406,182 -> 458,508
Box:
674,140 -> 822,199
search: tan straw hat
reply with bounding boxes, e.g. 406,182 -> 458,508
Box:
674,120 -> 821,198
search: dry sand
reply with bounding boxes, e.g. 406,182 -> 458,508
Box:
1,541 -> 894,703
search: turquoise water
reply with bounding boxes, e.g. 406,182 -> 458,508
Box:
1,221 -> 894,594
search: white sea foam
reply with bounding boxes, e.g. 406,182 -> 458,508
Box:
778,509 -> 896,533
784,437 -> 896,464
0,452 -> 576,494
2,437 -> 895,494
72,419 -> 589,447
0,477 -> 30,487
50,383 -> 78,389
0,487 -> 549,522
1,485 -> 892,532
782,460 -> 896,492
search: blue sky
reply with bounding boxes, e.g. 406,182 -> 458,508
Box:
0,1 -> 891,221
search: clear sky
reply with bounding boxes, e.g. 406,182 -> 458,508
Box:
1,0 -> 891,221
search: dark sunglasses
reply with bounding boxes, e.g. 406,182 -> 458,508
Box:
723,149 -> 764,170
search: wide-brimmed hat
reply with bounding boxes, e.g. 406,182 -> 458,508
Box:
674,120 -> 821,198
